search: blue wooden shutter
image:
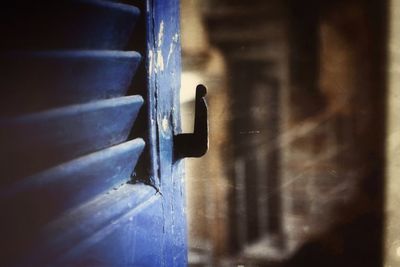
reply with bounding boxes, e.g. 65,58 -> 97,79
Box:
0,1 -> 187,266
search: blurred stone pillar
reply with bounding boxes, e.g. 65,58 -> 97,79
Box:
280,0 -> 326,245
226,60 -> 284,248
203,0 -> 289,255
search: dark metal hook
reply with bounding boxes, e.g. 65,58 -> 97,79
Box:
174,84 -> 209,159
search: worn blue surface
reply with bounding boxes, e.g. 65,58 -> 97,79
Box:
17,183 -> 160,267
0,1 -> 187,266
0,51 -> 141,115
1,95 -> 143,182
50,1 -> 188,265
144,0 -> 188,266
0,139 -> 145,266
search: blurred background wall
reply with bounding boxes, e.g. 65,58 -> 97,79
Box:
385,1 -> 400,266
180,0 -> 398,266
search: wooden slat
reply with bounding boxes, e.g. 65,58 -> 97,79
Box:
0,139 -> 145,265
0,0 -> 140,50
16,183 -> 159,266
0,95 -> 143,183
56,192 -> 164,267
0,1 -> 158,266
0,138 -> 145,212
0,51 -> 142,115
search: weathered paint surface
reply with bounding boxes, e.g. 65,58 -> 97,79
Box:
16,184 -> 158,267
53,2 -> 188,265
0,139 -> 146,266
144,0 -> 188,265
0,1 -> 186,266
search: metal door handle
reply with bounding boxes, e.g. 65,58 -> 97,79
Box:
174,84 -> 209,159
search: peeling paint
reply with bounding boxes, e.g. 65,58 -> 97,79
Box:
162,116 -> 169,133
156,49 -> 164,71
157,21 -> 164,48
172,33 -> 179,43
144,1 -> 187,265
167,33 -> 179,66
166,43 -> 174,67
148,49 -> 154,76
155,21 -> 165,72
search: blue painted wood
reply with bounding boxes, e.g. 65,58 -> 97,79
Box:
56,199 -> 167,267
143,0 -> 188,266
0,139 -> 145,266
0,51 -> 141,115
1,96 -> 143,182
15,184 -> 182,267
17,183 -> 159,267
0,0 -> 140,50
0,1 -> 187,266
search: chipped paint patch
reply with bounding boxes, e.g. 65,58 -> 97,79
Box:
155,21 -> 165,72
167,33 -> 179,66
166,43 -> 174,67
157,21 -> 164,48
148,49 -> 154,75
156,50 -> 164,71
172,33 -> 179,43
162,116 -> 169,133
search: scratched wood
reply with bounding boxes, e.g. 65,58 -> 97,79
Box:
147,0 -> 188,265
